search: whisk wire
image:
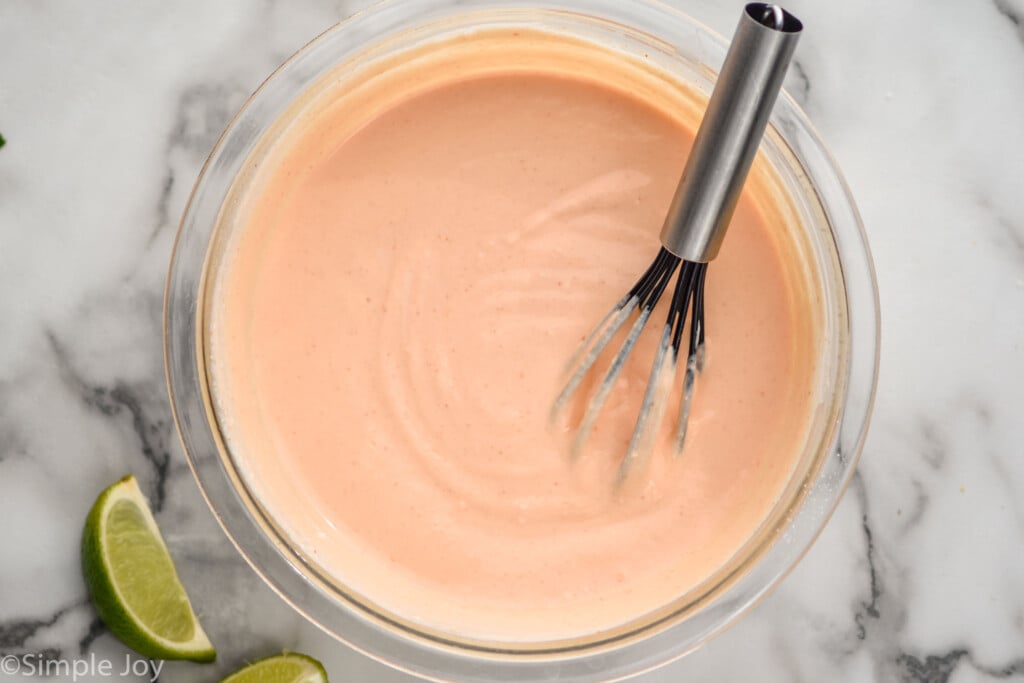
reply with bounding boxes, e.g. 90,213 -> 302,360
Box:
568,251 -> 681,459
675,264 -> 708,452
551,296 -> 638,421
551,250 -> 683,424
623,259 -> 712,474
553,246 -> 715,466
619,324 -> 674,477
561,248 -> 675,372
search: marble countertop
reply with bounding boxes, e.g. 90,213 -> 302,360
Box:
2,0 -> 1022,681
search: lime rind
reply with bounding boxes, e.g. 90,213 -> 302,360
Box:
82,475 -> 216,662
220,653 -> 328,683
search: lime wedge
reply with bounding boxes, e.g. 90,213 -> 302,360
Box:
220,653 -> 328,683
81,475 -> 216,662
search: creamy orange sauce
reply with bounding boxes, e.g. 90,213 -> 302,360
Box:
208,31 -> 819,641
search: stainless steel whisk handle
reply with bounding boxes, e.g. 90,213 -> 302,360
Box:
660,3 -> 802,263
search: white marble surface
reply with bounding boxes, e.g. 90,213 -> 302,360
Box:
2,0 -> 1023,681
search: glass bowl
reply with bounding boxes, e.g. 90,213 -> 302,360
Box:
165,0 -> 879,680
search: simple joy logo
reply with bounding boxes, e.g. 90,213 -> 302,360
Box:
0,653 -> 163,681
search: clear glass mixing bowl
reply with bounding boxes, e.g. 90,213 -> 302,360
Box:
165,1 -> 879,680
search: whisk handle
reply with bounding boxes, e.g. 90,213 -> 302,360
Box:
660,3 -> 802,263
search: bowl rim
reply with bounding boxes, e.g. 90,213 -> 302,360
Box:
164,1 -> 880,680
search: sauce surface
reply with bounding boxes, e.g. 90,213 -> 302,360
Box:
208,33 -> 819,641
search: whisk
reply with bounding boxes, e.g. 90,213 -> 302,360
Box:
553,3 -> 802,474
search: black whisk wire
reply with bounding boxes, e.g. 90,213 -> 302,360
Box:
552,247 -> 708,477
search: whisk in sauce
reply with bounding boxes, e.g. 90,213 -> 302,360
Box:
553,3 -> 803,476
209,20 -> 822,639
